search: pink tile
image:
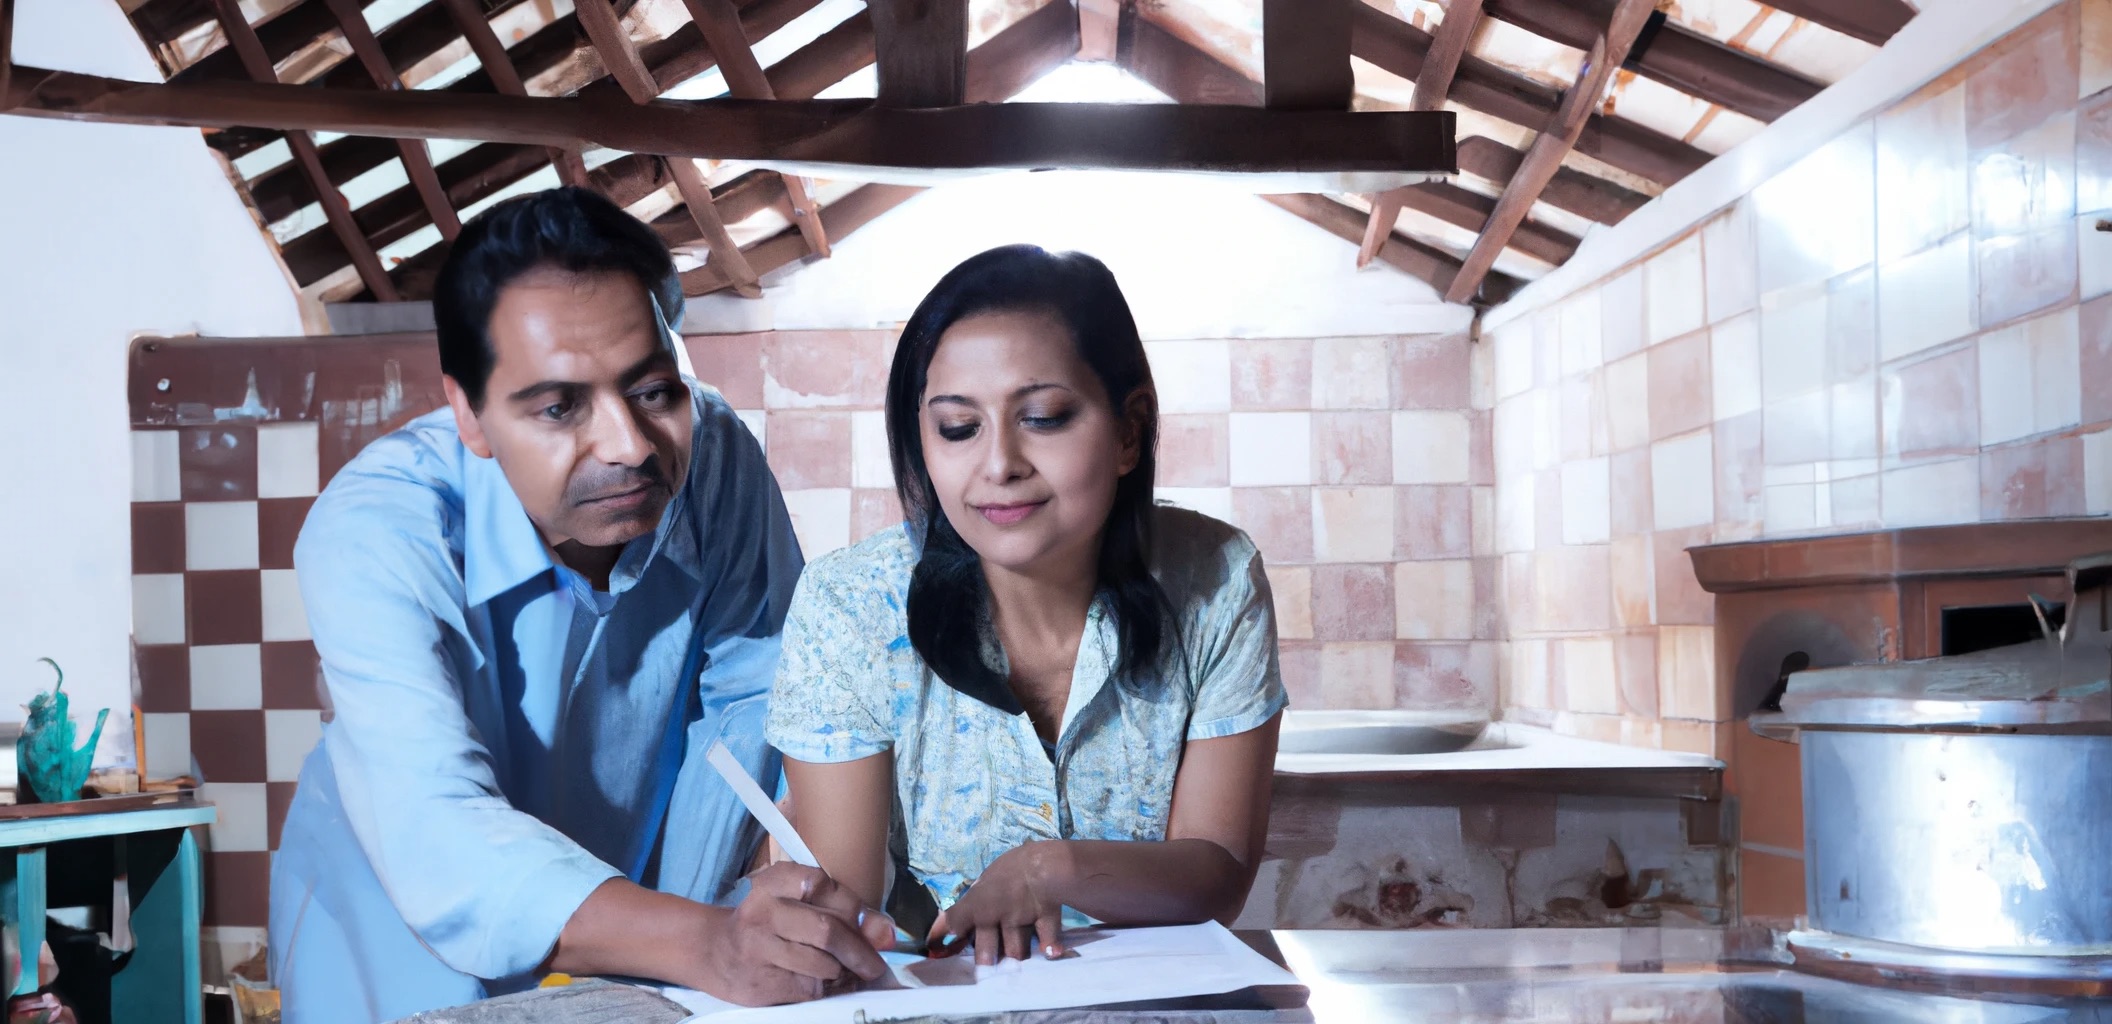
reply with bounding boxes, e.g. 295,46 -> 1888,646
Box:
1982,436 -> 2087,519
1534,545 -> 1612,633
852,488 -> 903,542
2080,89 -> 2112,214
1394,641 -> 1496,712
683,333 -> 765,408
1653,527 -> 1716,626
1614,631 -> 1659,720
1609,447 -> 1654,536
1715,411 -> 1765,535
1963,4 -> 2079,151
1395,485 -> 1472,560
764,411 -> 852,490
1882,345 -> 1981,460
1231,487 -> 1313,564
2085,293 -> 2112,425
1877,85 -> 1971,262
1278,640 -> 1322,707
1468,408 -> 1495,486
1472,557 -> 1502,639
1391,334 -> 1472,409
1610,534 -> 1654,628
1503,553 -> 1540,636
1972,113 -> 2080,325
1312,411 -> 1392,485
1312,564 -> 1395,641
1978,226 -> 2082,329
763,331 -> 890,408
1828,269 -> 1879,383
1319,642 -> 1397,709
1558,374 -> 1606,462
1395,560 -> 1474,640
1159,413 -> 1231,486
1764,390 -> 1832,467
1230,339 -> 1311,410
1648,331 -> 1713,442
1600,268 -> 1647,362
1534,467 -> 1563,552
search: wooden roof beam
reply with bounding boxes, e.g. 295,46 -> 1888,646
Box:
681,184 -> 924,295
575,0 -> 762,296
322,0 -> 459,241
1115,8 -> 1263,105
1265,192 -> 1518,304
870,0 -> 967,107
1480,0 -> 1820,123
681,0 -> 829,257
1412,0 -> 1481,112
1350,2 -> 1707,186
1263,0 -> 1352,110
1457,134 -> 1647,225
440,0 -> 590,188
1357,193 -> 1403,268
209,0 -> 397,302
1446,0 -> 1655,304
1759,0 -> 1915,47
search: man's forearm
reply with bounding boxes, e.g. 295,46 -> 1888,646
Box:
546,878 -> 726,988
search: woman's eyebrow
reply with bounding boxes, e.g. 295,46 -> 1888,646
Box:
926,382 -> 1072,408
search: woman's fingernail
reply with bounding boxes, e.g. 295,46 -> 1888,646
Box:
857,909 -> 869,927
1044,945 -> 1060,959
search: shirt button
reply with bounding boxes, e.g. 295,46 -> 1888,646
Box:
1038,803 -> 1053,820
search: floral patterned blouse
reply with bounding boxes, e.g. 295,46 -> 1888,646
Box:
764,505 -> 1287,913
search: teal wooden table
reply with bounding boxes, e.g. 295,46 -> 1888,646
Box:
0,794 -> 215,1023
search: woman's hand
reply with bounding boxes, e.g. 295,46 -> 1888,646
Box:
926,841 -> 1075,965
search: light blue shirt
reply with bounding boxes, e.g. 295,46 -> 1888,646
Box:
269,381 -> 802,1024
765,506 -> 1287,914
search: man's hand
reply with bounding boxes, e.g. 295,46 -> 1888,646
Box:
927,841 -> 1073,966
698,863 -> 898,1006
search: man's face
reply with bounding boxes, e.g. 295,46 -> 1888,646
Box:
445,267 -> 692,556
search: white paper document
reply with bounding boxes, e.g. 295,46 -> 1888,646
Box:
666,921 -> 1301,1023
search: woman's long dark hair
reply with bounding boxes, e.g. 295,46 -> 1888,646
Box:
886,245 -> 1171,709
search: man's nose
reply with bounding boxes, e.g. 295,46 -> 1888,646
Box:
587,393 -> 654,466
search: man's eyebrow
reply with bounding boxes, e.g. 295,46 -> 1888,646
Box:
506,380 -> 580,404
616,349 -> 679,389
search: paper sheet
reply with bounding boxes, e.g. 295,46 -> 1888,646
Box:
666,921 -> 1300,1023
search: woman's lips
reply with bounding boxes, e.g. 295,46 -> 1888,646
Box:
975,501 -> 1046,525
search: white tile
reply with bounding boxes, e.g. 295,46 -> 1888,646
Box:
1651,432 -> 1716,530
265,710 -> 324,783
1391,411 -> 1471,484
1496,473 -> 1537,554
1492,319 -> 1535,400
1703,202 -> 1758,324
1154,487 -> 1234,523
1529,386 -> 1561,472
1604,354 -> 1650,451
849,410 -> 892,489
1395,560 -> 1474,640
735,409 -> 767,451
260,569 -> 309,642
1645,235 -> 1707,345
1469,335 -> 1496,411
1878,235 -> 1975,362
190,644 -> 263,710
1880,457 -> 1982,528
780,488 -> 851,559
1312,338 -> 1391,409
1144,340 -> 1231,413
1710,313 -> 1762,420
142,713 -> 192,780
1311,487 -> 1394,563
1764,462 -> 1818,487
132,430 -> 181,503
2083,215 -> 2112,301
1764,483 -> 1818,534
1505,638 -> 1553,710
1979,307 -> 2082,445
1560,457 -> 1611,545
255,422 -> 320,499
1228,413 -> 1313,486
1562,638 -> 1620,715
2089,430 -> 2112,513
1559,289 -> 1604,375
132,574 -> 186,645
199,782 -> 270,852
1760,284 -> 1829,401
185,501 -> 259,571
1492,394 -> 1535,479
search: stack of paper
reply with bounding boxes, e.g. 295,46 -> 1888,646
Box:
666,921 -> 1301,1023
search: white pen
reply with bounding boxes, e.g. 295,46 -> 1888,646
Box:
705,741 -> 821,868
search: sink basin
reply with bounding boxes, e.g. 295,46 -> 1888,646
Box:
1276,722 -> 1486,756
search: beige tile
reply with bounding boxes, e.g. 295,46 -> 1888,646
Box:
1610,534 -> 1655,628
1878,235 -> 1976,362
1760,283 -> 1830,402
762,331 -> 889,409
1658,625 -> 1719,721
1562,637 -> 1620,715
1229,412 -> 1314,486
1492,318 -> 1536,401
849,411 -> 893,490
1651,432 -> 1716,530
1711,313 -> 1762,421
1560,457 -> 1611,545
1533,545 -> 1613,633
1880,457 -> 1983,528
1704,202 -> 1759,325
1601,266 -> 1648,362
1312,487 -> 1395,562
1505,639 -> 1553,710
781,488 -> 852,558
1319,642 -> 1396,709
1313,337 -> 1393,409
1646,235 -> 1708,346
1979,306 -> 2083,445
1661,720 -> 1720,758
1559,288 -> 1604,375
1875,84 -> 1971,263
1765,481 -> 1819,534
2086,0 -> 2112,100
1144,340 -> 1232,413
1392,410 -> 1472,484
1496,472 -> 1537,554
1155,487 -> 1234,522
1395,560 -> 1474,640
1604,353 -> 1651,451
1752,122 -> 1878,293
1162,413 -> 1234,488
1470,485 -> 1496,558
1266,565 -> 1314,640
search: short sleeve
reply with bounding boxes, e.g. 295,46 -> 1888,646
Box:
764,566 -> 896,763
1186,541 -> 1290,741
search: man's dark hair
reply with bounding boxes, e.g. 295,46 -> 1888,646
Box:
432,186 -> 682,408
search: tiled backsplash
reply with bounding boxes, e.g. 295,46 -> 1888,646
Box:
128,327 -> 1495,928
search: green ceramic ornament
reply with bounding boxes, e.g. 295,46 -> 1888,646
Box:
19,659 -> 106,805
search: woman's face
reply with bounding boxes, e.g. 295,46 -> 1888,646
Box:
919,309 -> 1145,578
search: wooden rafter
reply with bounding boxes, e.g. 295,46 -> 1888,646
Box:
1412,0 -> 1481,112
1445,0 -> 1655,304
438,0 -> 591,187
682,0 -> 829,258
1265,193 -> 1519,303
681,184 -> 924,295
1481,0 -> 1820,123
1350,2 -> 1706,186
574,0 -> 762,297
1357,194 -> 1404,268
321,0 -> 460,241
1117,8 -> 1262,106
1759,0 -> 1914,47
209,0 -> 398,302
1458,135 -> 1646,225
1262,0 -> 1352,110
870,0 -> 968,107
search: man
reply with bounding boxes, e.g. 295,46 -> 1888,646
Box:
268,188 -> 892,1022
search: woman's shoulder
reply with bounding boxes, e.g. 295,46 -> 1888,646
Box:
793,522 -> 919,612
1147,504 -> 1264,599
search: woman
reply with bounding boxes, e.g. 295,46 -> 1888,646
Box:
764,245 -> 1285,967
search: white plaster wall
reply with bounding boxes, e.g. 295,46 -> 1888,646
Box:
688,170 -> 1474,339
0,0 -> 303,764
